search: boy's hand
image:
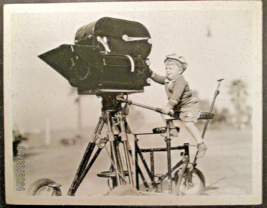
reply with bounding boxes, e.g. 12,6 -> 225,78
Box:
162,105 -> 172,115
148,68 -> 153,77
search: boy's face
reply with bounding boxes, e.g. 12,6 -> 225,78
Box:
165,61 -> 183,80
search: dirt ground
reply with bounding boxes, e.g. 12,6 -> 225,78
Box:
13,124 -> 252,197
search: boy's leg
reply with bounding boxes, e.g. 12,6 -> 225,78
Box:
184,122 -> 203,144
184,122 -> 207,158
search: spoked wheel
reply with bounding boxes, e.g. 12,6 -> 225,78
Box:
106,185 -> 141,196
174,168 -> 205,196
27,178 -> 62,196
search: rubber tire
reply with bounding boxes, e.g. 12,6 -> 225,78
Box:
107,185 -> 140,196
27,178 -> 62,196
174,168 -> 205,196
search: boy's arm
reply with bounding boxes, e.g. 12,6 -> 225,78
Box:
167,78 -> 187,108
149,69 -> 166,85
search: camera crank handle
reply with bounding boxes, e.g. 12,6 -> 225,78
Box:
117,96 -> 175,116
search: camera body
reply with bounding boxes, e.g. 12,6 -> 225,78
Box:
39,17 -> 152,95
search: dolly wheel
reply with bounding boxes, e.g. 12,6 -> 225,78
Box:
106,185 -> 140,196
174,168 -> 205,196
27,178 -> 62,196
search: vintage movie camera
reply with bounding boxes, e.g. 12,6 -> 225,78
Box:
39,17 -> 152,95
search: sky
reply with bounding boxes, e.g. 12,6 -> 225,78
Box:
5,1 -> 261,132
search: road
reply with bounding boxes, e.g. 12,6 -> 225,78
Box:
13,124 -> 252,197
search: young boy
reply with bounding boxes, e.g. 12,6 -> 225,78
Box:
149,54 -> 207,158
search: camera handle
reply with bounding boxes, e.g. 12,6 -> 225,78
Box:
122,35 -> 152,44
116,97 -> 173,116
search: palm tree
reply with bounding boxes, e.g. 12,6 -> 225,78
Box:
228,80 -> 251,129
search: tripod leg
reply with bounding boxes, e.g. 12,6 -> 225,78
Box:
123,141 -> 133,185
125,122 -> 152,190
106,112 -> 122,186
119,114 -> 134,186
110,144 -> 117,187
74,146 -> 104,191
135,160 -> 150,190
67,117 -> 104,196
135,140 -> 158,189
125,141 -> 150,190
115,141 -> 126,185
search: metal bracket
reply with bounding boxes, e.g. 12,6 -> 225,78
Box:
89,133 -> 99,143
97,36 -> 111,53
97,137 -> 108,148
124,55 -> 135,72
122,35 -> 152,44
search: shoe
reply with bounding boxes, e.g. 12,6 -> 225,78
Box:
161,129 -> 178,137
196,142 -> 207,158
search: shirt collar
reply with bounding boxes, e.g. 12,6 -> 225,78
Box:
164,75 -> 182,83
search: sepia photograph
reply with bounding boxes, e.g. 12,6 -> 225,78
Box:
4,1 -> 262,205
